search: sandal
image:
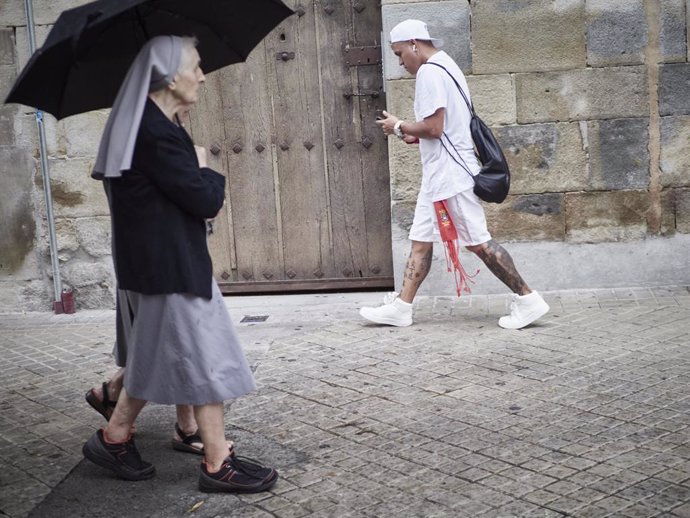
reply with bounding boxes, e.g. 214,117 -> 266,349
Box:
85,382 -> 117,421
172,423 -> 234,455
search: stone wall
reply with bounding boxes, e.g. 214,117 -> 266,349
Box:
2,1 -> 689,311
382,0 -> 690,295
0,0 -> 113,311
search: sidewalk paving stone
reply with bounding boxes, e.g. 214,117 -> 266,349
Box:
1,287 -> 689,517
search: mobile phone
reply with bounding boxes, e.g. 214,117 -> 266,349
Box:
375,109 -> 385,120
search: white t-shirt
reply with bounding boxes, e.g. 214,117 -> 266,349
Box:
414,51 -> 479,201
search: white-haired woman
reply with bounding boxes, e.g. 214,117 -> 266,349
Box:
83,35 -> 277,493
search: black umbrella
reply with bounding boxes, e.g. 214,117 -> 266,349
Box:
5,0 -> 293,119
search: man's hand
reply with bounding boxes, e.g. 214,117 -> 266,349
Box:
402,134 -> 419,144
375,110 -> 400,136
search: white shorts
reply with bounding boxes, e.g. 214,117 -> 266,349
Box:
408,189 -> 492,246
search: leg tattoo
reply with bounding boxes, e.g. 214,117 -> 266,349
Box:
401,246 -> 433,300
473,240 -> 528,295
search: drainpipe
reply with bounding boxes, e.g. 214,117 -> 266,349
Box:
24,0 -> 64,313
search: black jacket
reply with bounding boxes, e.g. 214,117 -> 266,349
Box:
106,99 -> 225,299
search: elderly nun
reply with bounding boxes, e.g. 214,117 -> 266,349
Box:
83,35 -> 277,494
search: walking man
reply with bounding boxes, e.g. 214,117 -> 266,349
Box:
360,19 -> 549,330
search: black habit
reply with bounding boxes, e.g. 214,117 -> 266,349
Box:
106,98 -> 225,300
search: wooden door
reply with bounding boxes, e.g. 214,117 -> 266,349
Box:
187,0 -> 393,293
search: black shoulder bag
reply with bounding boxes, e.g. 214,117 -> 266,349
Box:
426,62 -> 510,204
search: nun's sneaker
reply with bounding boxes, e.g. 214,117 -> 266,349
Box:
82,429 -> 155,481
499,291 -> 549,329
199,454 -> 278,493
359,293 -> 413,327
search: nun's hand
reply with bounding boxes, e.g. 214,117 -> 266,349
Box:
195,145 -> 208,168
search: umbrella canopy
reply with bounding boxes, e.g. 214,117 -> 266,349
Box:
5,0 -> 293,120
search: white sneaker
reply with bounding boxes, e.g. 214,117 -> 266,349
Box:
382,291 -> 399,305
359,292 -> 413,327
498,291 -> 549,329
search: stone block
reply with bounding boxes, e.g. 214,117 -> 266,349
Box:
55,218 -> 79,262
0,105 -> 15,146
493,122 -> 588,194
688,0 -> 690,61
390,200 -> 417,233
382,1 -> 471,80
676,188 -> 690,233
659,188 -> 677,235
466,74 -> 516,126
382,0 -> 436,3
75,217 -> 111,257
484,193 -> 565,242
472,0 -> 586,74
0,65 -> 16,103
15,112 -> 40,153
18,279 -> 52,312
388,135 -> 422,202
21,113 -> 100,159
0,29 -> 14,65
586,0 -> 646,67
15,111 -> 63,158
59,110 -> 108,157
73,278 -> 116,310
660,0 -> 687,63
385,79 -> 422,201
587,118 -> 650,190
60,257 -> 116,309
659,64 -> 690,116
0,281 -> 22,313
15,25 -> 50,70
61,258 -> 112,287
36,158 -> 109,218
0,65 -> 19,147
565,191 -> 651,243
0,0 -> 91,27
0,147 -> 36,274
45,115 -> 65,156
516,66 -> 649,123
660,116 -> 690,187
385,78 -> 416,121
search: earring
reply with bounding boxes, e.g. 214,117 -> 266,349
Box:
412,45 -> 418,53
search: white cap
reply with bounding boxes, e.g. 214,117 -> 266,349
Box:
390,19 -> 444,48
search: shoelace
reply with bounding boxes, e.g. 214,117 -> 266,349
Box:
221,455 -> 269,479
110,439 -> 143,465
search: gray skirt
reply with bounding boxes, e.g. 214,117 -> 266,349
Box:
113,281 -> 256,405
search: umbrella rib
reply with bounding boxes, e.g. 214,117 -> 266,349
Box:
8,0 -> 292,118
153,7 -> 261,62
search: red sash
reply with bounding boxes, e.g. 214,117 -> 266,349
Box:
433,200 -> 478,296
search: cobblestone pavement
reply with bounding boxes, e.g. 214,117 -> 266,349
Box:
1,287 -> 689,517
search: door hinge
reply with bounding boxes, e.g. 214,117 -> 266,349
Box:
343,45 -> 382,66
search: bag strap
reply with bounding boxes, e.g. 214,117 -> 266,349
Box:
423,61 -> 476,181
425,62 -> 475,116
440,134 -> 475,181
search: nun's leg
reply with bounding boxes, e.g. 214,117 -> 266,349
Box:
173,404 -> 234,455
193,403 -> 231,469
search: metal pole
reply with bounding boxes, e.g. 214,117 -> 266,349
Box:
24,0 -> 63,310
